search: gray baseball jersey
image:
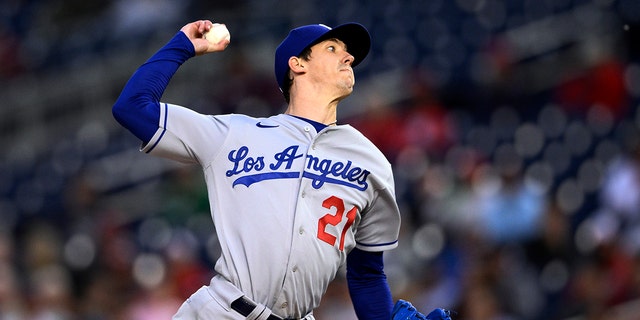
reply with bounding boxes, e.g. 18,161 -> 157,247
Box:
143,102 -> 401,316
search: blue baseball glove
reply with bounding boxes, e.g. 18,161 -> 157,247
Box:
391,299 -> 452,320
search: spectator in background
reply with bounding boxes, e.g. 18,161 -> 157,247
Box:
401,72 -> 456,157
598,139 -> 640,246
473,147 -> 547,245
554,55 -> 629,119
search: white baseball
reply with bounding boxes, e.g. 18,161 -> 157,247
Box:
204,23 -> 231,44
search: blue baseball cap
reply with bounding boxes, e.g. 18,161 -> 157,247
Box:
275,22 -> 371,91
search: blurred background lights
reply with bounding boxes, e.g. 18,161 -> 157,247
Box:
132,253 -> 166,290
563,121 -> 592,157
514,123 -> 545,158
555,178 -> 584,214
63,233 -> 96,270
537,104 -> 567,139
412,223 -> 445,261
539,259 -> 569,293
524,161 -> 555,194
137,217 -> 173,251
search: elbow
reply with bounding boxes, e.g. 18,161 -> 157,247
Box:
112,98 -> 128,127
112,98 -> 122,118
111,95 -> 160,144
112,91 -> 143,126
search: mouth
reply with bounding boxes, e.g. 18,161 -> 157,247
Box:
339,64 -> 353,72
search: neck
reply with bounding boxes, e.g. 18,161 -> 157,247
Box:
285,79 -> 351,125
285,99 -> 339,126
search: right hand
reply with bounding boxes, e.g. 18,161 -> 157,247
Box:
180,20 -> 230,55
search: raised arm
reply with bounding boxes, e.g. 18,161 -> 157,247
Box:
112,20 -> 230,144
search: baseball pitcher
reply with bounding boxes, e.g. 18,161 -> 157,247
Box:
113,18 -> 450,320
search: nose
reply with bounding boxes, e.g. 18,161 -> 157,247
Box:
343,53 -> 355,66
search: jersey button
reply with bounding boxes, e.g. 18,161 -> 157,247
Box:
281,302 -> 288,309
292,266 -> 298,272
304,126 -> 310,132
299,227 -> 304,235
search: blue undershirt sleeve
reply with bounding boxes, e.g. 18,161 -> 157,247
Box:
346,248 -> 393,320
112,31 -> 195,144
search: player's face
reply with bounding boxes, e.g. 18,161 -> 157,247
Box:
306,38 -> 356,97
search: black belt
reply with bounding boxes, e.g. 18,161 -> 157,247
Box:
231,296 -> 284,320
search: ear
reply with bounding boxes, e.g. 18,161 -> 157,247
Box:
288,56 -> 306,74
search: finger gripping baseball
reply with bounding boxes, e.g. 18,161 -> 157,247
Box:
391,300 -> 452,320
204,23 -> 230,44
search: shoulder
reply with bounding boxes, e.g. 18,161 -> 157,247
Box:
329,125 -> 393,180
206,113 -> 262,127
337,125 -> 389,161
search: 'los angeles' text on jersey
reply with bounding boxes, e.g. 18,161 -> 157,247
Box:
226,145 -> 370,191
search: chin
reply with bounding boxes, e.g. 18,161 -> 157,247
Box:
343,79 -> 355,90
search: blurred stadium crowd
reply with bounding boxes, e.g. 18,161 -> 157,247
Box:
2,0 -> 640,319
